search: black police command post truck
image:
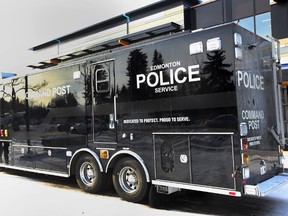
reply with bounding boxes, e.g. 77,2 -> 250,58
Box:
0,22 -> 286,203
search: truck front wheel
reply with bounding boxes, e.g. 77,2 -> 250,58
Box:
112,157 -> 149,203
75,154 -> 105,193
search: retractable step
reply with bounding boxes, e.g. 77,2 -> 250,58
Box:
245,173 -> 288,197
257,174 -> 288,196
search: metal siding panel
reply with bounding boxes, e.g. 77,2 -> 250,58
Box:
271,3 -> 288,39
190,134 -> 235,189
195,1 -> 224,29
231,0 -> 254,20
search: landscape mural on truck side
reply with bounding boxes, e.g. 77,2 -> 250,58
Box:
0,65 -> 86,137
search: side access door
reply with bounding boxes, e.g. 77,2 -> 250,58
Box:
91,60 -> 117,148
154,132 -> 236,190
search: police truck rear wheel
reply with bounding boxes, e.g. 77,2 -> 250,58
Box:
75,154 -> 105,193
112,158 -> 149,203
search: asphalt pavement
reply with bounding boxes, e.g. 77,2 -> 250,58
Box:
0,170 -> 198,216
1,169 -> 288,216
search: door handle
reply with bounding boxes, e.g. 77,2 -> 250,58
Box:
114,94 -> 119,123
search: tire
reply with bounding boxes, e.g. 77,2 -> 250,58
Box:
75,154 -> 105,194
112,157 -> 149,203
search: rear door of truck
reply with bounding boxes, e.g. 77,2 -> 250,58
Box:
234,25 -> 279,186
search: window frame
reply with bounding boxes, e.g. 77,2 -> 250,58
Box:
95,67 -> 110,93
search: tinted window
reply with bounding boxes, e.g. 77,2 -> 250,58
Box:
92,61 -> 114,105
96,68 -> 110,93
237,16 -> 255,33
256,13 -> 271,39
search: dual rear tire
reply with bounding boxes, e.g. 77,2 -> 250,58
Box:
75,154 -> 105,193
112,157 -> 149,203
75,155 -> 149,203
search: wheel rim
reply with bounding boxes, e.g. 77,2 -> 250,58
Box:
119,166 -> 139,194
79,162 -> 96,186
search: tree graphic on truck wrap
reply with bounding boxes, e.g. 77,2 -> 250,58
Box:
126,49 -> 148,100
200,50 -> 234,94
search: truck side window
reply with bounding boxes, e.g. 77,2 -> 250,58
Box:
95,67 -> 109,93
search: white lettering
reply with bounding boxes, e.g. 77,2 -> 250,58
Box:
248,120 -> 260,130
147,72 -> 159,87
247,136 -> 262,146
52,85 -> 71,96
155,85 -> 178,93
237,71 -> 264,90
159,71 -> 170,86
238,70 -> 243,87
169,69 -> 174,85
241,110 -> 264,131
25,85 -> 71,99
241,110 -> 265,120
159,117 -> 171,122
123,119 -> 139,124
188,65 -> 200,82
150,61 -> 181,71
143,118 -> 158,123
136,74 -> 146,89
175,67 -> 187,84
136,63 -> 201,91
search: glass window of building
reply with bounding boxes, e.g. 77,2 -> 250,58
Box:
236,16 -> 255,33
256,13 -> 271,39
235,12 -> 271,41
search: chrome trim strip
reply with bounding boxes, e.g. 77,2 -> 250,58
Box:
113,94 -> 119,123
0,164 -> 69,178
152,180 -> 241,197
106,150 -> 150,182
188,135 -> 192,183
94,142 -> 117,145
13,145 -> 67,150
230,134 -> 237,189
153,132 -> 234,135
0,139 -> 12,142
153,134 -> 157,180
96,147 -> 115,150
